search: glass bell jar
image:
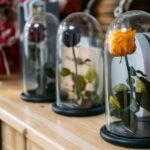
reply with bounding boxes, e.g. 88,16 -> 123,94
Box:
100,10 -> 150,148
21,12 -> 59,102
52,12 -> 104,116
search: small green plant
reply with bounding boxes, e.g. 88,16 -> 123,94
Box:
60,58 -> 100,107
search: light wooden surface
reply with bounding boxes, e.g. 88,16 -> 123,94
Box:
0,75 -> 149,150
1,122 -> 26,150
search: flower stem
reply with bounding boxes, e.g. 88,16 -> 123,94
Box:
125,56 -> 136,105
35,42 -> 46,95
124,56 -> 137,130
72,46 -> 80,100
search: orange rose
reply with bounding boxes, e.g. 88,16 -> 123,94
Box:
106,28 -> 136,56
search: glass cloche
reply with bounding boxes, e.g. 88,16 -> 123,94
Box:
52,12 -> 104,116
21,12 -> 59,102
100,11 -> 150,148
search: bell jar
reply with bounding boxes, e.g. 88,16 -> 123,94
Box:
52,12 -> 104,116
21,13 -> 59,102
100,10 -> 150,148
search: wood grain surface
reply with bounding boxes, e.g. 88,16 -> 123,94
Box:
0,75 -> 149,150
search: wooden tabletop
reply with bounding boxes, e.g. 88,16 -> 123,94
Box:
0,75 -> 147,150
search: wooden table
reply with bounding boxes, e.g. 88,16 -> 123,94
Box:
0,75 -> 148,150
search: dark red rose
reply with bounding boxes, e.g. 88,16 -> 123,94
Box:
28,23 -> 45,43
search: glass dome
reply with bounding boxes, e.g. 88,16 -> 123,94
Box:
52,12 -> 104,116
21,13 -> 59,102
100,10 -> 150,148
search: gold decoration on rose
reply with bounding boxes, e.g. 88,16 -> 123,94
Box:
106,28 -> 136,56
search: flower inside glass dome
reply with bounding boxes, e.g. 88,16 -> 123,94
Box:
106,27 -> 150,130
21,12 -> 59,102
53,12 -> 104,116
100,10 -> 150,149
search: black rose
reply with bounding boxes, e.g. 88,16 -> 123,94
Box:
62,25 -> 81,47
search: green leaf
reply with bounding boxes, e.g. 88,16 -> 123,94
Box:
135,79 -> 146,93
71,74 -> 86,93
110,96 -> 121,109
84,59 -> 91,63
76,58 -> 91,65
113,84 -> 129,93
85,66 -> 97,83
112,87 -> 139,131
76,58 -> 84,65
137,93 -> 150,111
44,63 -> 55,78
115,91 -> 138,130
60,67 -> 71,76
136,77 -> 150,111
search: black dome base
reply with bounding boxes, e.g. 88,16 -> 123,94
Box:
21,92 -> 55,103
100,125 -> 150,149
52,103 -> 104,117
